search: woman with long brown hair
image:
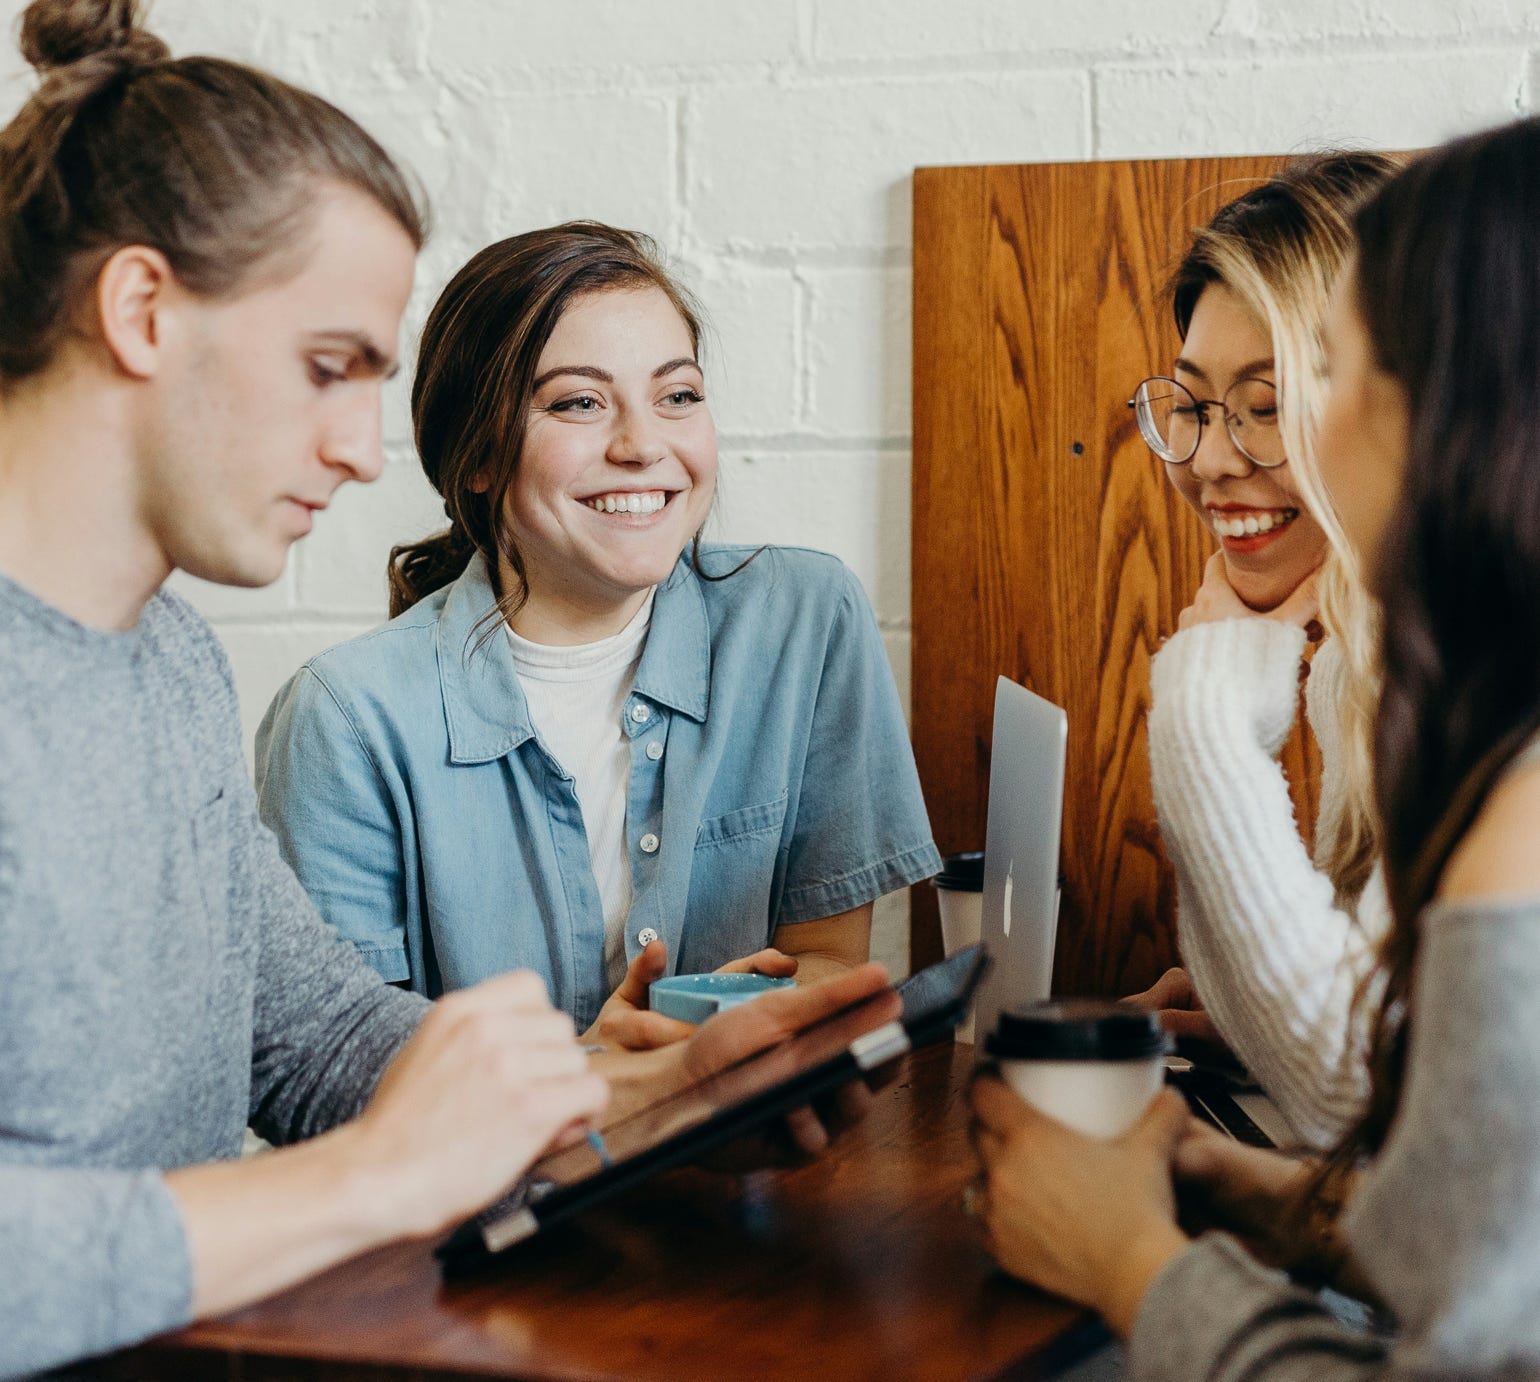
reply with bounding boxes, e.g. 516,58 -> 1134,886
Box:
971,116 -> 1540,1376
256,222 -> 940,1047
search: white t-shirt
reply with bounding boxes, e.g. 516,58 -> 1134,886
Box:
506,594 -> 654,992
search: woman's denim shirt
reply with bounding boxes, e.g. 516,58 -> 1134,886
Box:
254,545 -> 941,1028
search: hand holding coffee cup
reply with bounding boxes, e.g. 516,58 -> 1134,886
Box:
982,1000 -> 1172,1139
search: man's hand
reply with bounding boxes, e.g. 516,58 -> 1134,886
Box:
168,969 -> 608,1320
581,942 -> 801,1052
347,970 -> 609,1239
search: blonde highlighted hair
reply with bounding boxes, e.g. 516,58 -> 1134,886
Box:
1169,153 -> 1400,905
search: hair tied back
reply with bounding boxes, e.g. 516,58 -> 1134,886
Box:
19,0 -> 169,74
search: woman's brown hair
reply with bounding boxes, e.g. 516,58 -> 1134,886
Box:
390,221 -> 708,622
1277,121 -> 1540,1277
1340,118 -> 1540,1166
0,0 -> 425,382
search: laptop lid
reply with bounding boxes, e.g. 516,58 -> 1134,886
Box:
973,676 -> 1068,1040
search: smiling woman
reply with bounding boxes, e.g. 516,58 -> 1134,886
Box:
495,284 -> 718,641
1144,282 -> 1323,609
1123,153 -> 1403,1150
254,222 -> 941,1047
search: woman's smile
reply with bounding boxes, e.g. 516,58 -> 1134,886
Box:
1206,502 -> 1301,552
1165,284 -> 1328,609
579,488 -> 676,520
505,284 -> 718,637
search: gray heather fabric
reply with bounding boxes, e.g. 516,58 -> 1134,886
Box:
1132,895 -> 1540,1380
0,573 -> 427,1380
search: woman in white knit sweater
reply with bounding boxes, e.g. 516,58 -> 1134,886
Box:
1129,155 -> 1398,1149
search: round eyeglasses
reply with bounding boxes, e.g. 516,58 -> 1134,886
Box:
1128,376 -> 1285,468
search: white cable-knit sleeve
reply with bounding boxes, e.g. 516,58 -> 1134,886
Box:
1148,622 -> 1382,1148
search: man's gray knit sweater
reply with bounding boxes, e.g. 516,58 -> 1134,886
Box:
0,572 -> 426,1380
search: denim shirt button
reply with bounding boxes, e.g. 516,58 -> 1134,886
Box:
629,703 -> 651,724
639,832 -> 660,854
637,927 -> 659,946
645,740 -> 664,761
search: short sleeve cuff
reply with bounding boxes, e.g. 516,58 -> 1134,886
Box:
350,942 -> 410,984
778,841 -> 943,924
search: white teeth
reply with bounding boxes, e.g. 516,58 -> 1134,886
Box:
587,491 -> 667,516
1212,508 -> 1297,539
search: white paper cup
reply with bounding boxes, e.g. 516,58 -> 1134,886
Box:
983,1001 -> 1170,1139
933,852 -> 984,1043
936,888 -> 983,957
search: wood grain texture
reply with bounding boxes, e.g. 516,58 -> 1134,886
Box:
912,157 -> 1322,995
100,1044 -> 1101,1382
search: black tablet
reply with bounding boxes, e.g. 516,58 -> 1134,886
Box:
436,943 -> 990,1276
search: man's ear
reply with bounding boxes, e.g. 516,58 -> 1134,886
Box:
94,245 -> 177,380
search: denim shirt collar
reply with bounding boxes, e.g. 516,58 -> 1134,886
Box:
437,552 -> 710,765
633,555 -> 710,722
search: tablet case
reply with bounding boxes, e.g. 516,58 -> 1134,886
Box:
437,944 -> 990,1276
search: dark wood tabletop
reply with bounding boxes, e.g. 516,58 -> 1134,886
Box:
102,1042 -> 1104,1382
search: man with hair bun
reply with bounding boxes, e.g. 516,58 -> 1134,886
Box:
0,4 -> 891,1377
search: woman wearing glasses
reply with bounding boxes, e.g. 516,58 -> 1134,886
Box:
1126,154 -> 1397,1149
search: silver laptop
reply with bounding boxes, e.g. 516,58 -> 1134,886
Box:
973,676 -> 1068,1041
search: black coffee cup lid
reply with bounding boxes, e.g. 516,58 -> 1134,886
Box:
933,851 -> 985,891
984,999 -> 1171,1062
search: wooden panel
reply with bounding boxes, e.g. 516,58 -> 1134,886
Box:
911,156 -> 1322,996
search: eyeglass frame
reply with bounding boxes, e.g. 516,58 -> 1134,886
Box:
1126,374 -> 1287,469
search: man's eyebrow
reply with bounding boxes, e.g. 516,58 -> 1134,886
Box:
532,364 -> 613,390
653,357 -> 701,378
311,330 -> 398,379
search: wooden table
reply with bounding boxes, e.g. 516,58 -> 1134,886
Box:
102,1043 -> 1105,1382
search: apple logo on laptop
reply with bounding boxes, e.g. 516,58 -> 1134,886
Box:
1002,860 -> 1014,936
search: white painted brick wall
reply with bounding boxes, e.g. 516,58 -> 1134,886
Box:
4,0 -> 1538,976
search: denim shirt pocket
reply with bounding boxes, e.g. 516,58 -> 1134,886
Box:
687,791 -> 790,958
694,791 -> 789,851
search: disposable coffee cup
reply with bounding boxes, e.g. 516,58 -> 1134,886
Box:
932,851 -> 984,1042
983,1000 -> 1171,1139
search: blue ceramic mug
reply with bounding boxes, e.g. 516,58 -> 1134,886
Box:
649,972 -> 796,1024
